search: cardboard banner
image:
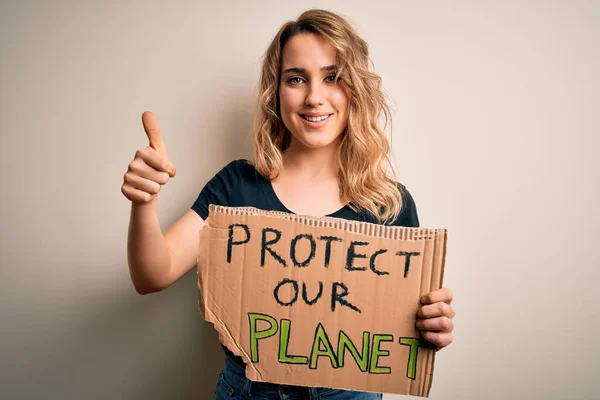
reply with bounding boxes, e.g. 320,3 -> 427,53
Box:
197,205 -> 447,396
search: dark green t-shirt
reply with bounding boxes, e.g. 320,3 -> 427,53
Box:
191,159 -> 420,366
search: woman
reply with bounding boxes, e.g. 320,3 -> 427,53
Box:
122,9 -> 455,400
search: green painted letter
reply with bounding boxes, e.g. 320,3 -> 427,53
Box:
309,323 -> 339,369
337,331 -> 370,372
248,313 -> 278,363
369,334 -> 393,373
278,319 -> 309,364
399,337 -> 430,379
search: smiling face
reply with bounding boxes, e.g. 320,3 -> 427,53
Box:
278,33 -> 350,151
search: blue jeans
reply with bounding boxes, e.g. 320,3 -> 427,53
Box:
213,354 -> 383,400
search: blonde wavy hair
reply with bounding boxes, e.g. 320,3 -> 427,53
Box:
250,9 -> 403,223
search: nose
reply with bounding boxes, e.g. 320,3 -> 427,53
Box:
304,81 -> 324,107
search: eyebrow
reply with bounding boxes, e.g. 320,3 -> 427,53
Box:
282,65 -> 337,75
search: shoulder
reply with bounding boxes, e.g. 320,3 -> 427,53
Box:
392,183 -> 420,228
204,158 -> 262,185
216,158 -> 251,175
352,182 -> 420,227
192,159 -> 258,219
217,158 -> 261,178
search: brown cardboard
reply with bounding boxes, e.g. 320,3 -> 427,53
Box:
197,205 -> 447,397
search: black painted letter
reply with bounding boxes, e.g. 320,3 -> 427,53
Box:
395,251 -> 421,278
369,249 -> 389,276
290,233 -> 316,268
261,228 -> 286,267
346,241 -> 368,271
331,282 -> 361,313
318,236 -> 342,267
227,223 -> 250,263
302,281 -> 323,305
273,278 -> 299,306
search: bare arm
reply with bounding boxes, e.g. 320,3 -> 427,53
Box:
122,111 -> 206,294
127,200 -> 205,294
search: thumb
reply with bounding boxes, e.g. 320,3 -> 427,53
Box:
142,111 -> 167,155
141,111 -> 176,177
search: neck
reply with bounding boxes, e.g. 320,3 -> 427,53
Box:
281,138 -> 340,180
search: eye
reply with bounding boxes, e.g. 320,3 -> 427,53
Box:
286,77 -> 304,84
324,74 -> 338,83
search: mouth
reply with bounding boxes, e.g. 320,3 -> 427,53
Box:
299,113 -> 333,127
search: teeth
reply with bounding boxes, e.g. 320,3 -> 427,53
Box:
302,114 -> 330,122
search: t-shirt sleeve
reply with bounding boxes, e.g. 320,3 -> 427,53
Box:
191,160 -> 242,220
393,184 -> 420,228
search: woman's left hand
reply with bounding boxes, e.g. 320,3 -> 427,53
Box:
415,287 -> 455,351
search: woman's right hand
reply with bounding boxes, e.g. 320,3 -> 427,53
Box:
121,111 -> 177,204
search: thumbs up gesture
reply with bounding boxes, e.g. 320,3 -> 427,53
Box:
121,111 -> 177,204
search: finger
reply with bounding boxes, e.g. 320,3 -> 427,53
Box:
142,111 -> 167,155
129,158 -> 171,184
416,316 -> 454,332
123,172 -> 162,195
417,302 -> 455,319
421,287 -> 453,305
134,148 -> 175,178
421,331 -> 453,349
121,183 -> 157,204
167,161 -> 176,177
